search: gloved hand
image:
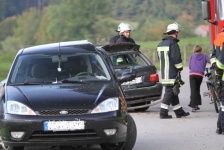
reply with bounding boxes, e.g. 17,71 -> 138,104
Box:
178,79 -> 185,87
210,62 -> 222,76
172,72 -> 184,95
214,65 -> 223,77
172,83 -> 180,96
210,62 -> 217,69
177,67 -> 183,72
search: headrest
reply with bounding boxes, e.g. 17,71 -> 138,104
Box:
31,63 -> 48,78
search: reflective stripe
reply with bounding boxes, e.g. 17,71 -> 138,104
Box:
157,49 -> 162,72
157,46 -> 170,82
222,105 -> 224,112
216,60 -> 224,70
173,104 -> 181,110
210,58 -> 216,65
161,103 -> 169,109
164,49 -> 169,80
161,79 -> 175,85
175,62 -> 183,69
157,47 -> 169,52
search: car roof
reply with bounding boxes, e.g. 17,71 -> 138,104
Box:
19,40 -> 97,54
102,43 -> 140,53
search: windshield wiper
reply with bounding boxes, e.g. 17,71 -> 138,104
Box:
9,81 -> 53,85
60,79 -> 90,84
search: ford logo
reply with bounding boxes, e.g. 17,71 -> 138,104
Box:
59,110 -> 68,115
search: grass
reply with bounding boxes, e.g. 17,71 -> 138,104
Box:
0,51 -> 17,81
0,36 -> 211,81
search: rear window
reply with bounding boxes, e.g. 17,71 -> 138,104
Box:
110,52 -> 151,69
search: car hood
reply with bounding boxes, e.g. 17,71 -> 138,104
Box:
5,82 -> 118,110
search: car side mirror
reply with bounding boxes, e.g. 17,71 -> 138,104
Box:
117,71 -> 136,84
202,0 -> 211,20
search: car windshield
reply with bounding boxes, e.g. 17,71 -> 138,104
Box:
8,52 -> 111,84
110,52 -> 151,69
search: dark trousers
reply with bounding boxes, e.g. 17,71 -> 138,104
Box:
189,75 -> 203,108
217,81 -> 224,129
160,86 -> 184,116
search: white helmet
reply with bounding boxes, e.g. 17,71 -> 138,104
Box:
116,22 -> 125,32
118,22 -> 133,33
164,22 -> 182,34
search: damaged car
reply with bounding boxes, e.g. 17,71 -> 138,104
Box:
101,43 -> 163,112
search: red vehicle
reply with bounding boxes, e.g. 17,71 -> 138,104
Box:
202,0 -> 224,113
202,0 -> 224,44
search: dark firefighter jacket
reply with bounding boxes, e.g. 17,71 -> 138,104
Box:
109,35 -> 120,44
216,48 -> 224,81
212,32 -> 224,81
116,35 -> 135,44
210,32 -> 224,65
157,36 -> 183,86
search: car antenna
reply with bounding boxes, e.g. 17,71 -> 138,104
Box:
57,36 -> 62,72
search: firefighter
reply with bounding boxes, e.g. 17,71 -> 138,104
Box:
213,29 -> 224,134
109,22 -> 123,44
116,22 -> 135,44
215,47 -> 224,134
157,22 -> 190,119
109,22 -> 135,44
211,28 -> 224,66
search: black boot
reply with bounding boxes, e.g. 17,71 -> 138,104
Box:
216,119 -> 222,134
216,128 -> 222,134
160,108 -> 172,119
160,114 -> 172,119
222,127 -> 224,135
176,112 -> 190,118
175,108 -> 190,118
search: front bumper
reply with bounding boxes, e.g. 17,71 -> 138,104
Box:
0,112 -> 127,147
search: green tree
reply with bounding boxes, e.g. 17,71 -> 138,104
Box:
0,16 -> 17,42
1,8 -> 41,51
35,0 -> 111,44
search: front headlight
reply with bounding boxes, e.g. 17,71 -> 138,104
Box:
91,98 -> 119,114
6,101 -> 36,115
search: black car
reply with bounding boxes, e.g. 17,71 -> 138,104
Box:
0,40 -> 137,150
101,43 -> 163,112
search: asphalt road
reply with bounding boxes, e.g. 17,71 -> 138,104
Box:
10,67 -> 224,149
132,67 -> 224,150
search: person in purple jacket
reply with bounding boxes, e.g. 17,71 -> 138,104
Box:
188,45 -> 210,112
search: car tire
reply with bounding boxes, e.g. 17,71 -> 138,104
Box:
134,106 -> 149,112
100,114 -> 137,150
122,114 -> 137,150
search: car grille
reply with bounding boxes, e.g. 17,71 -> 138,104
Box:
37,109 -> 89,116
29,130 -> 99,141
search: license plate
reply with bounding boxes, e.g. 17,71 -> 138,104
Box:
122,77 -> 142,85
44,120 -> 85,131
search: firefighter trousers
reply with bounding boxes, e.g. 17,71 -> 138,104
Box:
160,86 -> 185,116
217,81 -> 224,130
